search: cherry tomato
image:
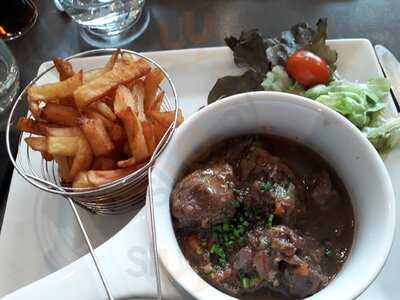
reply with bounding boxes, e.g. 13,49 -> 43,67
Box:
286,50 -> 330,87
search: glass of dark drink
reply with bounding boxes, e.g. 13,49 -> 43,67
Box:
0,0 -> 38,40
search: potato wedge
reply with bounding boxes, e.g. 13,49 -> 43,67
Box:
118,107 -> 149,163
92,157 -> 115,170
117,156 -> 136,168
16,117 -> 46,135
85,109 -> 125,143
53,58 -> 74,81
28,71 -> 83,102
42,152 -> 54,161
25,137 -> 47,152
93,101 -> 116,121
42,103 -> 80,126
45,126 -> 82,137
87,168 -> 134,187
150,109 -> 184,128
80,118 -> 115,156
132,80 -> 146,121
122,52 -> 138,64
152,121 -> 168,143
142,120 -> 156,154
144,68 -> 164,112
69,136 -> 93,179
151,91 -> 165,112
47,136 -> 80,156
105,49 -> 120,70
28,94 -> 42,119
83,68 -> 106,83
72,171 -> 94,188
55,155 -> 72,182
74,59 -> 151,110
114,84 -> 137,116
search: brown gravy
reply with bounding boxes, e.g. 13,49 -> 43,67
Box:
172,134 -> 354,300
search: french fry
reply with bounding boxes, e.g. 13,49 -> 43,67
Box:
87,168 -> 134,187
80,118 -> 115,156
72,171 -> 94,188
85,109 -> 125,143
45,126 -> 82,137
42,152 -> 54,161
150,109 -> 184,128
144,68 -> 164,112
114,84 -> 137,116
28,94 -> 42,119
25,137 -> 47,152
104,49 -> 120,70
82,52 -> 121,84
122,52 -> 138,64
55,155 -> 72,182
142,120 -> 157,154
118,107 -> 149,163
132,80 -> 146,121
28,71 -> 83,102
117,156 -> 136,168
69,136 -> 93,179
152,121 -> 168,143
53,58 -> 75,81
83,68 -> 105,83
92,101 -> 116,121
42,103 -> 79,126
74,59 -> 151,110
151,91 -> 165,112
92,157 -> 115,170
16,117 -> 46,135
47,136 -> 80,156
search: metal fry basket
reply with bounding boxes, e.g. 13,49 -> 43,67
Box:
6,48 -> 179,215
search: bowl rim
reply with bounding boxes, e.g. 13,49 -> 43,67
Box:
6,48 -> 180,197
149,91 -> 396,300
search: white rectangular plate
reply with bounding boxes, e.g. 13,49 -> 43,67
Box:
2,39 -> 400,300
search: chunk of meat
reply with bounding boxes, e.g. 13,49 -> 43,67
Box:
231,246 -> 254,273
171,163 -> 235,228
250,226 -> 328,298
309,170 -> 339,210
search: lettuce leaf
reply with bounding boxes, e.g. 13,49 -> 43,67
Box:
265,18 -> 337,72
208,70 -> 264,104
304,79 -> 389,128
363,117 -> 400,156
225,30 -> 270,74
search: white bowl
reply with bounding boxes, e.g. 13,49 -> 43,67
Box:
149,91 -> 396,300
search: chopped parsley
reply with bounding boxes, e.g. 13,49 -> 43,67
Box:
231,199 -> 241,207
241,277 -> 250,289
259,181 -> 273,193
266,214 -> 274,229
210,243 -> 226,266
325,247 -> 334,257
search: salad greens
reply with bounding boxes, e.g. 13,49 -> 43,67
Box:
265,18 -> 337,72
304,79 -> 390,128
207,18 -> 400,156
208,18 -> 336,104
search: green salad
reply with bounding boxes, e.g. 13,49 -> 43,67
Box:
208,18 -> 399,156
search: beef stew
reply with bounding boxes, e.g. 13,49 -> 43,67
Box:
171,135 -> 354,299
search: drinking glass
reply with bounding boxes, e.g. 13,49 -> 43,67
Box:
59,0 -> 150,48
0,41 -> 19,119
0,0 -> 38,40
